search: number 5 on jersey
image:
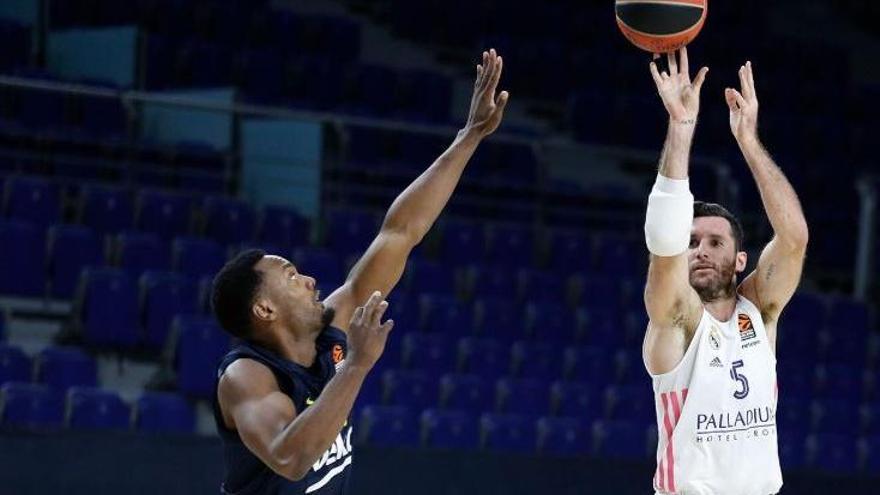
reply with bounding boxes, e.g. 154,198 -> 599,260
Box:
730,360 -> 750,399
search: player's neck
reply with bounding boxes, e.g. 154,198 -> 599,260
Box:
260,325 -> 319,367
702,296 -> 738,323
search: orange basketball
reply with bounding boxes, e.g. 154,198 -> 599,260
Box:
615,0 -> 708,53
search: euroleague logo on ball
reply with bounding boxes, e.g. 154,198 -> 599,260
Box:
615,0 -> 708,53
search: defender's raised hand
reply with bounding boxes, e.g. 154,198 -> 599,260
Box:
725,61 -> 759,142
346,291 -> 394,370
465,48 -> 510,137
650,47 -> 709,124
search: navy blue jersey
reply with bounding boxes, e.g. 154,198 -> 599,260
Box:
213,326 -> 352,495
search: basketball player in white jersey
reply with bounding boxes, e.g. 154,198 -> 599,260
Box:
642,47 -> 809,495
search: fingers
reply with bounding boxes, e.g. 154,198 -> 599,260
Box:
680,46 -> 690,79
667,50 -> 678,76
492,90 -> 510,122
379,319 -> 395,335
370,300 -> 389,329
350,305 -> 365,325
649,60 -> 663,86
746,61 -> 757,101
481,49 -> 497,92
488,54 -> 503,94
359,290 -> 382,323
738,65 -> 751,100
693,67 -> 709,93
475,64 -> 483,88
725,88 -> 745,111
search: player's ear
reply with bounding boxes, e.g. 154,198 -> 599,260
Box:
735,251 -> 747,274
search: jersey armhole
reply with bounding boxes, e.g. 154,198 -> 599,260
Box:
644,309 -> 709,379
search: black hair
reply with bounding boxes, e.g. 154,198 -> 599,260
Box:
211,249 -> 266,339
693,201 -> 745,251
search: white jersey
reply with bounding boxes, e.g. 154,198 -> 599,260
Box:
647,296 -> 782,495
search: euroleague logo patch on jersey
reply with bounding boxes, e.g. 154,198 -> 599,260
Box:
332,344 -> 345,364
738,314 -> 757,341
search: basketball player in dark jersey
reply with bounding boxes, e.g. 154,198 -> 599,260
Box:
210,49 -> 509,494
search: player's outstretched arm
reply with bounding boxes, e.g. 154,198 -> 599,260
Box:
325,50 -> 510,331
217,292 -> 393,481
643,48 -> 706,374
730,62 -> 808,341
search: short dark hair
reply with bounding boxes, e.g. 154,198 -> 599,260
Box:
693,201 -> 745,251
211,249 -> 266,339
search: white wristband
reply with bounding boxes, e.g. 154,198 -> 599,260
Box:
644,174 -> 694,257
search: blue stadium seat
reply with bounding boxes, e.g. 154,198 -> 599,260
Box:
806,433 -> 859,473
383,369 -> 439,411
203,196 -> 256,246
864,435 -> 880,472
811,400 -> 861,436
481,413 -> 537,453
605,385 -> 655,423
778,432 -> 806,470
172,236 -> 226,280
421,409 -> 479,450
458,337 -> 510,379
401,333 -> 455,373
172,315 -> 230,398
864,401 -> 880,436
36,347 -> 97,391
485,224 -> 535,268
420,294 -> 474,335
439,373 -> 493,414
537,417 -> 591,456
826,297 -> 870,334
406,259 -> 457,296
78,268 -> 139,349
776,397 -> 811,437
358,405 -> 419,448
136,190 -> 193,240
496,378 -> 551,416
259,206 -> 310,249
117,232 -> 171,278
48,224 -> 104,298
469,264 -> 520,301
141,271 -> 198,351
4,175 -> 61,227
0,344 -> 31,385
777,363 -> 815,399
525,302 -> 578,343
324,209 -> 378,258
473,297 -> 527,338
544,229 -> 591,274
440,220 -> 485,265
0,220 -> 45,297
593,420 -> 649,459
564,346 -> 612,383
79,185 -> 134,235
1,383 -> 64,429
511,341 -> 564,380
135,392 -> 196,433
551,381 -> 600,419
520,269 -> 566,303
67,387 -> 130,431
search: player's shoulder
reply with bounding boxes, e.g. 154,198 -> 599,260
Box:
220,358 -> 281,399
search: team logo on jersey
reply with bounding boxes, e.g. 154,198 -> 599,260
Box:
709,326 -> 722,350
709,356 -> 724,368
332,344 -> 345,364
737,314 -> 756,341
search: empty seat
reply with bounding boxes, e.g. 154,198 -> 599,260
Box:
551,381 -> 600,419
136,191 -> 193,240
0,344 -> 31,385
172,315 -> 230,398
485,224 -> 535,268
421,409 -> 479,450
401,333 -> 455,373
173,236 -> 227,280
291,247 -> 344,294
79,185 -> 134,235
358,405 -> 419,448
440,221 -> 485,265
511,341 -> 564,380
134,392 -> 196,433
78,268 -> 139,349
0,220 -> 45,297
383,369 -> 439,411
544,229 -> 591,274
203,196 -> 256,246
496,378 -> 551,416
481,413 -> 537,453
805,433 -> 858,473
536,416 -> 591,456
3,175 -> 61,227
36,347 -> 97,391
406,259 -> 457,296
458,337 -> 509,379
48,224 -> 104,298
117,232 -> 171,277
141,271 -> 198,350
593,420 -> 649,459
420,294 -> 474,335
439,373 -> 493,414
67,387 -> 130,431
324,209 -> 378,258
259,206 -> 310,249
0,383 -> 64,429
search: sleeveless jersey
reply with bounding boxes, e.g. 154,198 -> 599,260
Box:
213,326 -> 353,495
647,296 -> 782,495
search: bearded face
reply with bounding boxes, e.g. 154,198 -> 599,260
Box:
688,217 -> 747,302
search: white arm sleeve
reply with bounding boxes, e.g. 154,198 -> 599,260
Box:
644,174 -> 694,257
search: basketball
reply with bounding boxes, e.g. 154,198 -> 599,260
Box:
615,0 -> 708,53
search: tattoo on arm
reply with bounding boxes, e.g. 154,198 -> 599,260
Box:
765,263 -> 776,282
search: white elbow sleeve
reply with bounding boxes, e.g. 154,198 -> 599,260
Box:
645,174 -> 694,257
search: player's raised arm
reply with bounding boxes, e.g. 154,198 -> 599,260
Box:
324,49 -> 510,331
643,48 -> 707,374
730,62 -> 808,342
